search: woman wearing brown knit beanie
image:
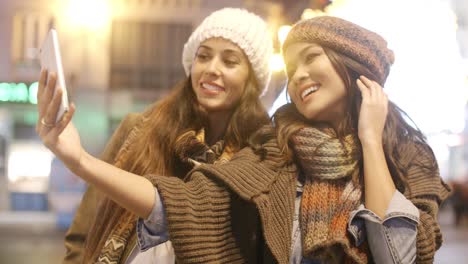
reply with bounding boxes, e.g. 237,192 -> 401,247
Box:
35,7 -> 274,264
265,15 -> 450,263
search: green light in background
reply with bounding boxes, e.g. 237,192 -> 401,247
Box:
0,82 -> 38,104
29,82 -> 38,104
12,83 -> 28,102
22,110 -> 39,126
0,83 -> 10,102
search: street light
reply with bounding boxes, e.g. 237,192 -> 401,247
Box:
277,25 -> 291,46
66,0 -> 111,32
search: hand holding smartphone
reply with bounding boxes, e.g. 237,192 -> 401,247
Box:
39,29 -> 69,123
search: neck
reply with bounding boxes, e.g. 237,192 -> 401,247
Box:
206,110 -> 232,145
330,109 -> 347,132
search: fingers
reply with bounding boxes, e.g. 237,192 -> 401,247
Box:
38,72 -> 57,118
37,69 -> 47,102
44,88 -> 63,125
37,69 -> 48,117
36,69 -> 48,133
54,103 -> 76,136
356,78 -> 369,99
357,75 -> 387,101
37,88 -> 63,136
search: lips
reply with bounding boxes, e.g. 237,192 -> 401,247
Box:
200,82 -> 225,94
299,84 -> 319,101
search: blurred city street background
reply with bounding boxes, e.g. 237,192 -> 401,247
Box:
1,0 -> 468,263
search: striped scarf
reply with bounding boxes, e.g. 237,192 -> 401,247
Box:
96,128 -> 233,264
291,126 -> 369,264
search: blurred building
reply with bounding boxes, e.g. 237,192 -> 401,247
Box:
0,0 -> 284,224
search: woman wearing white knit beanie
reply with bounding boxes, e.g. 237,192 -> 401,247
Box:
37,7 -> 273,264
182,8 -> 273,94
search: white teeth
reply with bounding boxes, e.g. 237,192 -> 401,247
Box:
301,86 -> 319,99
202,83 -> 222,91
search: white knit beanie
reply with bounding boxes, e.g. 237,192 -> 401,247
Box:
182,8 -> 273,95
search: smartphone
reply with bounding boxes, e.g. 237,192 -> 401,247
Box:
39,28 -> 69,123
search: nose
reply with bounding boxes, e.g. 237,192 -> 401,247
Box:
205,56 -> 222,76
291,64 -> 309,87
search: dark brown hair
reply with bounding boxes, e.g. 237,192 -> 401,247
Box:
270,47 -> 431,191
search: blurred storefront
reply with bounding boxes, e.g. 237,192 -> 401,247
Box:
0,0 -> 284,229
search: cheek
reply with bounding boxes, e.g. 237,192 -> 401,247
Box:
191,74 -> 197,89
190,66 -> 203,91
287,85 -> 300,105
231,70 -> 249,93
290,95 -> 300,106
331,77 -> 347,98
190,64 -> 200,80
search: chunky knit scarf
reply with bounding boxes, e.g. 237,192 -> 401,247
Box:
291,126 -> 369,264
95,128 -> 233,264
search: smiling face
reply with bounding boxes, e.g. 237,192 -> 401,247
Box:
284,42 -> 348,128
190,37 -> 250,115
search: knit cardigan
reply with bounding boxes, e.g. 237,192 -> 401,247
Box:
150,136 -> 450,264
63,114 -> 450,263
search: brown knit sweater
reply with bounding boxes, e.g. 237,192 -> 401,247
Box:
149,140 -> 296,263
151,138 -> 450,264
63,114 -> 450,263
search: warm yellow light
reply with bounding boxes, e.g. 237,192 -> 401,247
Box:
66,0 -> 110,31
270,53 -> 285,72
277,25 -> 292,46
301,8 -> 326,20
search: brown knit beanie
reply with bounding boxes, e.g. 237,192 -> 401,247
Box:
283,16 -> 395,85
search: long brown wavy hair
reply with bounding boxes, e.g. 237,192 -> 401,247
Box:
83,67 -> 270,262
263,46 -> 434,193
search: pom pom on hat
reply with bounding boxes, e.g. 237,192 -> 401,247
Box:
182,8 -> 273,95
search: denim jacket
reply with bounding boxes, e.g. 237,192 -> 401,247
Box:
289,181 -> 419,264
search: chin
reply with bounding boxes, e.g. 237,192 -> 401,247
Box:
298,108 -> 317,121
200,104 -> 228,113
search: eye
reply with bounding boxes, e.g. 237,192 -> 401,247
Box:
305,53 -> 319,64
224,59 -> 238,66
196,52 -> 210,61
224,56 -> 240,67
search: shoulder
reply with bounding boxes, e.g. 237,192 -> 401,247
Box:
99,112 -> 144,162
406,141 -> 437,169
111,112 -> 145,141
393,137 -> 437,170
119,112 -> 144,129
402,140 -> 451,201
245,124 -> 284,161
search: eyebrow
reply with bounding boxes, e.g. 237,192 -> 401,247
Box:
198,45 -> 242,56
286,45 -> 321,69
198,45 -> 212,51
298,45 -> 321,60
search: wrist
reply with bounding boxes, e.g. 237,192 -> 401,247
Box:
68,149 -> 89,177
360,139 -> 383,150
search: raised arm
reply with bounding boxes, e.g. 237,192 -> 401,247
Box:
36,70 -> 155,219
356,75 -> 396,217
355,76 -> 450,263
